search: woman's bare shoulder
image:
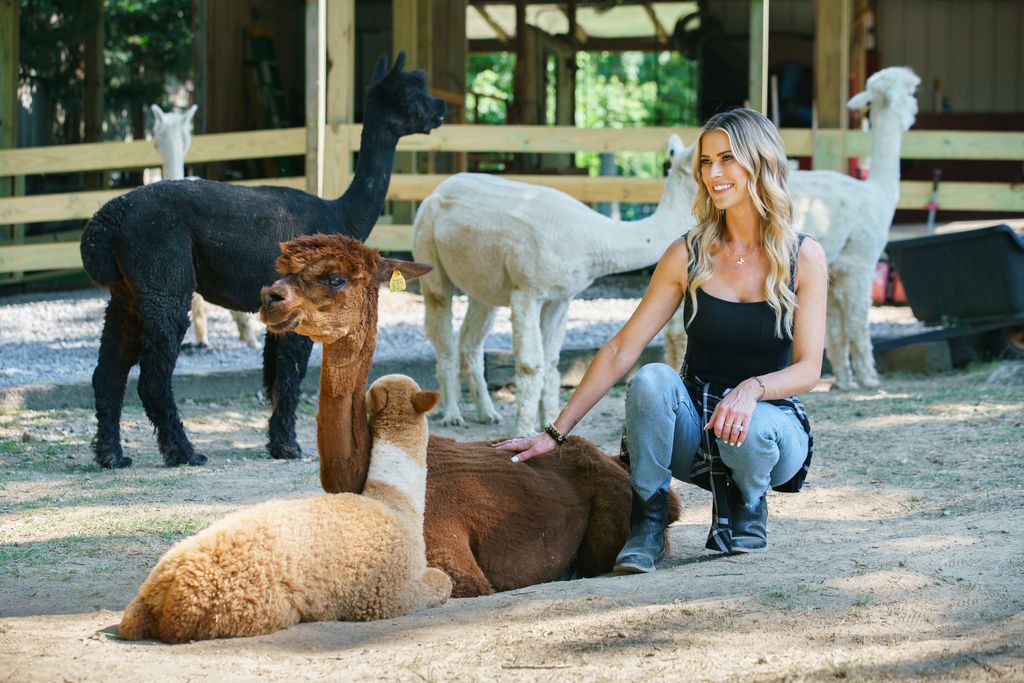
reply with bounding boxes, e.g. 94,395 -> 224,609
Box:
796,235 -> 828,285
664,236 -> 690,262
798,235 -> 827,268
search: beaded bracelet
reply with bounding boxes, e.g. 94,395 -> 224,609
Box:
544,422 -> 567,445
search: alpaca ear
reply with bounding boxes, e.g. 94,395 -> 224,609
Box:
847,90 -> 870,110
668,133 -> 683,158
370,53 -> 389,87
390,51 -> 406,77
411,390 -> 440,415
377,258 -> 433,285
151,104 -> 166,132
367,385 -> 389,415
184,104 -> 198,125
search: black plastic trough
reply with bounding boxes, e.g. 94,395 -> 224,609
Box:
878,224 -> 1024,358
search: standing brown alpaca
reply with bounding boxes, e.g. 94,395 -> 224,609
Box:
260,234 -> 682,597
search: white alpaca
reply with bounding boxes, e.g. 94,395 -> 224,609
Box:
150,104 -> 260,349
413,135 -> 696,434
663,67 -> 920,389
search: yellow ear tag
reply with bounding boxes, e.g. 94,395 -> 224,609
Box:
389,269 -> 406,292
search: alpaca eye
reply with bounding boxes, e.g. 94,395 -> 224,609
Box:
327,275 -> 348,288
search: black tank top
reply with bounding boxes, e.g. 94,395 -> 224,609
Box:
682,236 -> 804,387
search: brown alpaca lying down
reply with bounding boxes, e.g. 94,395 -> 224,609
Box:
258,233 -> 683,599
119,375 -> 451,643
423,435 -> 682,597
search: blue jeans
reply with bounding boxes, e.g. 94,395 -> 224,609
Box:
624,363 -> 808,510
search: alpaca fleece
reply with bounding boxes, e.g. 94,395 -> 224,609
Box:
413,135 -> 696,434
119,374 -> 450,643
422,435 -> 683,597
260,232 -> 684,598
80,52 -> 446,469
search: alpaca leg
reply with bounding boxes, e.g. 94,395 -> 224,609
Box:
509,290 -> 545,435
266,331 -> 313,460
189,293 -> 209,348
421,266 -> 464,426
844,274 -> 881,388
459,298 -> 500,424
663,306 -> 689,371
416,567 -> 453,609
428,540 -> 495,598
539,299 -> 569,429
136,294 -> 206,466
231,309 -> 261,348
91,283 -> 142,469
825,277 -> 857,390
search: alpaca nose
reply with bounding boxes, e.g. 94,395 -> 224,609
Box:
261,285 -> 287,308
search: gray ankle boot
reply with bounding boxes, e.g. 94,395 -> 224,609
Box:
730,488 -> 767,554
613,489 -> 669,573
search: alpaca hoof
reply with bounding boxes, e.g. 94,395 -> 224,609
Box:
268,442 -> 303,460
95,451 -> 133,469
436,413 -> 466,427
858,376 -> 881,389
164,449 -> 207,467
477,409 -> 502,425
92,437 -> 133,469
180,341 -> 210,353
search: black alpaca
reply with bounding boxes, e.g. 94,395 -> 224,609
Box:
80,52 -> 445,468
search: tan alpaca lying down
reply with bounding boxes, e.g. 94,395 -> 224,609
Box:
119,375 -> 450,643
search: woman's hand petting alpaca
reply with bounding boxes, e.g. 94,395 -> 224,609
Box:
492,433 -> 558,463
705,380 -> 761,447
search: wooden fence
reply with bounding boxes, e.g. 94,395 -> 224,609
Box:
1,124 -> 1022,274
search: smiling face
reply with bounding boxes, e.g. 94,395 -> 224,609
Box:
698,129 -> 755,213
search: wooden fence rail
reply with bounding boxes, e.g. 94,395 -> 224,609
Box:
1,125 -> 1022,274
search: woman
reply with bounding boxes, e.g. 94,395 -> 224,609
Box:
496,108 -> 828,570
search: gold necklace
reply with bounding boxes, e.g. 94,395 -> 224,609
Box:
730,242 -> 760,265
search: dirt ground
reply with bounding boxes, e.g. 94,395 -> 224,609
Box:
1,365 -> 1022,682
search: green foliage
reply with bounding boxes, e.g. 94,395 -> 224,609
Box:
575,50 -> 698,181
103,0 -> 193,115
465,49 -> 699,210
18,0 -> 192,144
466,52 -> 515,125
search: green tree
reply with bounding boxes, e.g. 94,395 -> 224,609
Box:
19,0 -> 192,145
466,52 -> 515,126
575,50 -> 698,218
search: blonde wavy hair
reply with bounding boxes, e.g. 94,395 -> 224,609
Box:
685,107 -> 798,338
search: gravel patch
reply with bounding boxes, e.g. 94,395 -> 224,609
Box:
0,276 -> 930,389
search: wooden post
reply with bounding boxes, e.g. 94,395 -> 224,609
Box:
392,0 -> 423,223
83,0 -> 104,190
1,0 -> 24,277
748,0 -> 768,114
83,0 -> 104,144
566,0 -> 578,126
813,0 -> 850,171
512,0 -> 526,125
305,0 -> 326,195
193,0 -> 208,136
322,0 -> 355,200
